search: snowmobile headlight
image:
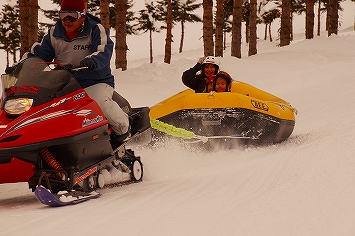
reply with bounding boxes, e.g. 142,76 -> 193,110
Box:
4,98 -> 33,115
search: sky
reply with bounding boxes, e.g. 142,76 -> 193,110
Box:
1,1 -> 355,236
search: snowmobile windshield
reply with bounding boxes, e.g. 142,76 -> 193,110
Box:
2,57 -> 81,107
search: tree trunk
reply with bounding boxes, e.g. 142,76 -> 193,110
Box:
317,0 -> 321,36
203,0 -> 214,56
248,0 -> 257,56
231,0 -> 242,58
149,29 -> 153,63
115,0 -> 127,70
269,23 -> 272,42
215,0 -> 224,57
280,0 -> 291,47
264,24 -> 267,40
290,12 -> 293,41
179,21 -> 185,53
305,0 -> 314,39
164,0 -> 173,64
100,0 -> 110,31
327,0 -> 338,36
19,0 -> 38,57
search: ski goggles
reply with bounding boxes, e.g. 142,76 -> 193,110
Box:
59,10 -> 86,22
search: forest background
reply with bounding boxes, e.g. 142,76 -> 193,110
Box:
0,0 -> 354,74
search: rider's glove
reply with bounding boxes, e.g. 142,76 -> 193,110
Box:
5,66 -> 15,74
198,57 -> 206,64
79,58 -> 95,72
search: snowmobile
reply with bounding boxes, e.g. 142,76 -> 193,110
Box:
0,57 -> 151,206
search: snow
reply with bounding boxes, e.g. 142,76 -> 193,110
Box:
2,5 -> 355,236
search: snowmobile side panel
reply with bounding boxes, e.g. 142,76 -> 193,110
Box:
0,157 -> 35,184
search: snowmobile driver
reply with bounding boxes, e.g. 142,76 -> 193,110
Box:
21,0 -> 130,143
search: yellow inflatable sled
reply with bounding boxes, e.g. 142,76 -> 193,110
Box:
150,81 -> 297,145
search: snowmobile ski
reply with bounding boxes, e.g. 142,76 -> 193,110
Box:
34,185 -> 100,207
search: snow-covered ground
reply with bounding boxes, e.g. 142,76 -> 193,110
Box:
2,18 -> 355,236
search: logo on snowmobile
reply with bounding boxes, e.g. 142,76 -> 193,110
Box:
82,115 -> 103,127
5,85 -> 40,95
251,99 -> 269,111
74,166 -> 98,184
73,92 -> 85,101
49,97 -> 70,108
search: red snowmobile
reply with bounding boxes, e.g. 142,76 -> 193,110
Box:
0,57 -> 151,206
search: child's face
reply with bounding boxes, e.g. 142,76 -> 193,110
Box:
203,64 -> 216,77
215,77 -> 227,92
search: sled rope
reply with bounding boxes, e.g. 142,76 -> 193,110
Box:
150,118 -> 258,143
150,118 -> 195,140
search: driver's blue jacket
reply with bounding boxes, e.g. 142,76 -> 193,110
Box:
26,13 -> 114,89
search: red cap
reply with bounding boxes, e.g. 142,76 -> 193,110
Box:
60,0 -> 85,11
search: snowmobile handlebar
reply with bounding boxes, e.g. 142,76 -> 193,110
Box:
50,61 -> 89,73
4,61 -> 89,75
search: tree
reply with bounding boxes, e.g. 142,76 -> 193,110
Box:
327,0 -> 338,36
164,0 -> 173,64
280,0 -> 291,46
248,0 -> 257,56
100,0 -> 110,30
0,4 -> 21,66
243,1 -> 251,44
203,0 -> 214,56
215,0 -> 224,57
174,0 -> 201,53
231,0 -> 242,58
115,0 -> 128,70
19,0 -> 38,57
261,9 -> 280,42
136,2 -> 162,63
305,0 -> 315,39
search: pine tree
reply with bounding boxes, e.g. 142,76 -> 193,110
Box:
174,0 -> 201,53
115,0 -> 128,70
136,1 -> 162,63
215,0 -> 224,57
0,4 -> 21,66
231,0 -> 242,58
248,0 -> 257,55
164,0 -> 173,64
203,0 -> 214,56
280,0 -> 291,46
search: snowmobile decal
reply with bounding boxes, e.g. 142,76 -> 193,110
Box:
5,85 -> 40,95
73,92 -> 85,101
82,115 -> 104,127
49,97 -> 70,108
74,166 -> 98,184
17,110 -> 75,130
75,110 -> 95,116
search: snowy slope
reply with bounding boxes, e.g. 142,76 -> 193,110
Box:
1,31 -> 355,236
